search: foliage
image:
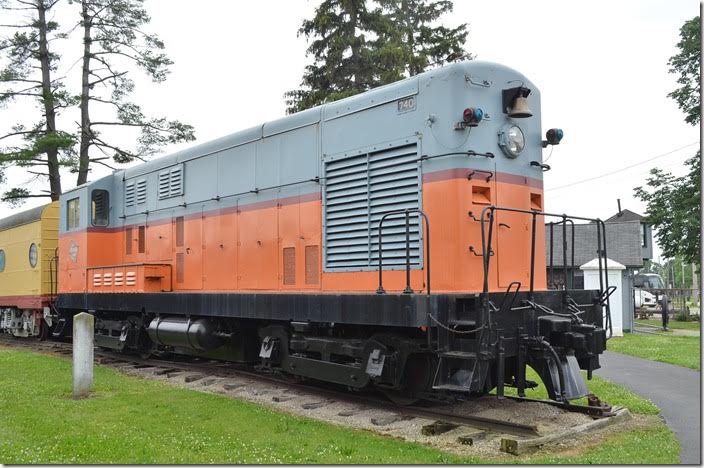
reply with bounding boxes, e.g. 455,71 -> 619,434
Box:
674,311 -> 700,322
668,16 -> 700,125
377,0 -> 470,77
285,0 -> 469,113
74,0 -> 195,185
634,16 -> 701,266
0,0 -> 195,204
606,333 -> 700,370
0,0 -> 77,203
284,0 -> 382,114
634,153 -> 700,265
0,348 -> 678,464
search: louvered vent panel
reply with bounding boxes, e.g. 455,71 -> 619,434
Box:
125,182 -> 135,207
169,166 -> 183,196
158,165 -> 183,200
135,179 -> 147,205
158,171 -> 170,199
324,142 -> 420,270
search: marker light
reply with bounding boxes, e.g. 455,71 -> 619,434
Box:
462,107 -> 484,127
546,128 -> 564,145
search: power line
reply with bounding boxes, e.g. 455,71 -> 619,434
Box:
545,142 -> 699,192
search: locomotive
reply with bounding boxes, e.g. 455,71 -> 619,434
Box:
2,61 -> 612,403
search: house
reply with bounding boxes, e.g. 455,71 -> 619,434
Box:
545,207 -> 654,333
545,208 -> 653,289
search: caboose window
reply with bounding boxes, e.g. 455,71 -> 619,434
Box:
91,190 -> 110,227
67,197 -> 80,230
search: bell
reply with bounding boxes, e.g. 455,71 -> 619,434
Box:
508,95 -> 533,118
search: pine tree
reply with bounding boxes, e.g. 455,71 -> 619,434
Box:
286,0 -> 470,114
285,0 -> 384,114
75,0 -> 195,185
0,0 -> 76,204
377,0 -> 469,77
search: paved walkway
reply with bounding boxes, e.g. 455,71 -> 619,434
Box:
598,351 -> 701,464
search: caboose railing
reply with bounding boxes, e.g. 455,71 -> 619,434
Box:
479,206 -> 613,338
375,208 -> 431,296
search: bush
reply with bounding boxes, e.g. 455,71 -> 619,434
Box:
675,311 -> 700,322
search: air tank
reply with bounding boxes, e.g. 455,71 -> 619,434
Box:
147,316 -> 223,351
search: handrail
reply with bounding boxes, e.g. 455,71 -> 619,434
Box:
376,208 -> 431,296
548,218 -> 575,290
479,205 -> 612,338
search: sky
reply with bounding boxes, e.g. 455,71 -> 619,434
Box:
0,0 -> 700,263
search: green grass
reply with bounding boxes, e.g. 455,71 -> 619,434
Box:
504,367 -> 661,415
635,319 -> 701,330
606,333 -> 700,370
0,348 -> 679,464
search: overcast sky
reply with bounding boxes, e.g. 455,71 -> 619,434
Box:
0,0 -> 700,263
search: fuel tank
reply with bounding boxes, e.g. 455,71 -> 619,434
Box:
147,316 -> 223,351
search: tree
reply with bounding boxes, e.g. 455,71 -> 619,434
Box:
634,16 -> 701,267
0,0 -> 76,204
285,0 -> 470,114
377,0 -> 469,77
75,0 -> 195,185
634,153 -> 700,265
667,16 -> 700,126
285,0 -> 383,114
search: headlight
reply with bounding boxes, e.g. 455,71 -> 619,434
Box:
498,124 -> 525,158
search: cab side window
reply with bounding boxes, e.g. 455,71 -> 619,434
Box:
67,197 -> 80,230
91,190 -> 110,227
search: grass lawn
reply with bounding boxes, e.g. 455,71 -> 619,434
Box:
606,333 -> 700,370
635,319 -> 701,331
0,347 -> 679,464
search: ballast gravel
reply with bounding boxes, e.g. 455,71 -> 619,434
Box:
115,363 -> 628,458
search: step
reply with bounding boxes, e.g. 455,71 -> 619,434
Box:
432,383 -> 470,392
439,351 -> 477,359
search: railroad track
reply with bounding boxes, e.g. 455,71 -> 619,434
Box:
0,336 -> 613,438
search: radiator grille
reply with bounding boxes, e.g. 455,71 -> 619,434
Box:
323,142 -> 420,270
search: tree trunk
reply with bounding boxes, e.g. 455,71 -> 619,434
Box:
76,0 -> 92,186
36,0 -> 62,200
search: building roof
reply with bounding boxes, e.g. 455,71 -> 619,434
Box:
546,220 -> 644,268
605,209 -> 644,223
580,258 -> 626,270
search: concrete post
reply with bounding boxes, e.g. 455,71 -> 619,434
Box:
73,312 -> 94,399
580,258 -> 626,336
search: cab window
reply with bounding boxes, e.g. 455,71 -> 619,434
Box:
91,190 -> 110,227
67,197 -> 80,230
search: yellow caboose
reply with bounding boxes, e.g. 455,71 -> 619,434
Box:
0,202 -> 59,339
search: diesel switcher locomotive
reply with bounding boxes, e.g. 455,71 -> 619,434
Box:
2,61 -> 613,403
